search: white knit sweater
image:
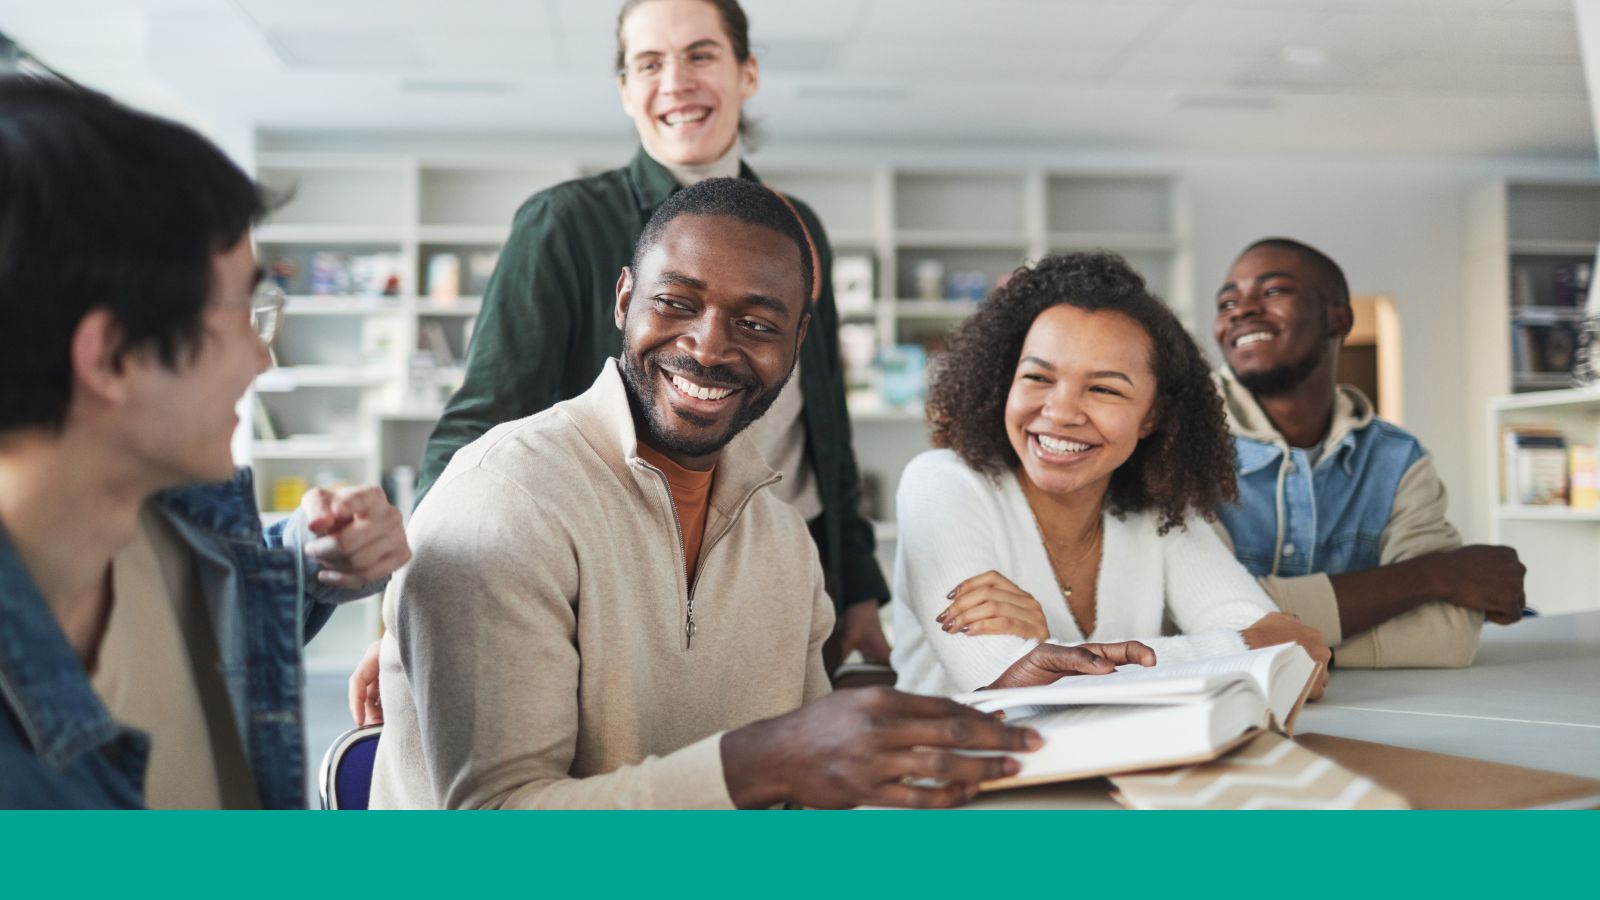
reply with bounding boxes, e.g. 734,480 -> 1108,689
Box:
890,449 -> 1278,696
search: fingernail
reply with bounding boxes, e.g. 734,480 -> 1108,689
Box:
1024,729 -> 1043,750
935,611 -> 947,623
1004,758 -> 1021,775
959,626 -> 969,633
946,589 -> 956,599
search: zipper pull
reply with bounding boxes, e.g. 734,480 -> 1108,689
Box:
685,614 -> 697,650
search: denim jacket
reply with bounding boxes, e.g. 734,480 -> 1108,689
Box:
0,468 -> 376,809
1214,370 -> 1424,580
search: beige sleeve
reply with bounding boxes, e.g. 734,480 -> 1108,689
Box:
1333,454 -> 1482,669
805,561 -> 836,703
395,467 -> 734,809
1211,455 -> 1483,667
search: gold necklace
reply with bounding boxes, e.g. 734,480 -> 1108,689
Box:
1038,518 -> 1104,601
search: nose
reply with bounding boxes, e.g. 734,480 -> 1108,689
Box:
660,55 -> 693,94
1041,383 -> 1087,426
676,311 -> 740,370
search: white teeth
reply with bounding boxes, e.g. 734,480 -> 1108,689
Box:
1037,434 -> 1091,454
671,373 -> 733,401
1235,331 -> 1274,347
663,109 -> 709,126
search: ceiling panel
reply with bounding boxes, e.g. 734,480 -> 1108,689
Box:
416,30 -> 561,72
841,39 -> 1118,82
234,0 -> 552,30
1450,11 -> 1583,59
1369,56 -> 1588,95
858,0 -> 1173,46
1105,50 -> 1268,87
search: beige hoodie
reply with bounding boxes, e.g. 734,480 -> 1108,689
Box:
370,361 -> 834,808
1212,369 -> 1483,668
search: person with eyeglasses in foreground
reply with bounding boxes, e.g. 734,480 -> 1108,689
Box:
0,77 -> 411,809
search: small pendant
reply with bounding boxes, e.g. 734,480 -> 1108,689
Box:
1061,584 -> 1073,599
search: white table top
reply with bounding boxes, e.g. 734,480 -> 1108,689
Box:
959,611 -> 1600,807
1297,610 -> 1600,779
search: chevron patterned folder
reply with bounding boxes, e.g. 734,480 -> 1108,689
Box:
1110,732 -> 1410,810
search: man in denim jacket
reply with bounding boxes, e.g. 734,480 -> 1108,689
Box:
1211,238 -> 1525,668
0,78 -> 410,808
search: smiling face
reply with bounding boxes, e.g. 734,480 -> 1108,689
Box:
1214,245 -> 1349,396
122,234 -> 273,486
615,212 -> 809,468
1004,304 -> 1159,501
616,0 -> 758,167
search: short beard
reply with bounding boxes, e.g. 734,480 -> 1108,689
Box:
620,345 -> 793,460
1234,340 -> 1328,397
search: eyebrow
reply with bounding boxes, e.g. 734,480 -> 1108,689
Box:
1216,270 -> 1298,299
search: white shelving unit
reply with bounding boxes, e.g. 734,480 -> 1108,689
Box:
249,155 -> 1189,667
247,154 -> 576,675
1487,387 -> 1600,615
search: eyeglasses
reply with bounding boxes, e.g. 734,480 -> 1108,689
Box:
619,46 -> 725,81
252,282 -> 286,348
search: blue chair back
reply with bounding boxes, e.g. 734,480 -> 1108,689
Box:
319,724 -> 382,810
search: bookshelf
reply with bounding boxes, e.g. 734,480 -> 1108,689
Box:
1488,387 -> 1600,615
247,155 -> 1189,666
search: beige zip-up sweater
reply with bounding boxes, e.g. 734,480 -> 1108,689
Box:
369,361 -> 835,809
1212,370 -> 1482,668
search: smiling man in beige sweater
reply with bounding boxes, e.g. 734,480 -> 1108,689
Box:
369,178 -> 1151,810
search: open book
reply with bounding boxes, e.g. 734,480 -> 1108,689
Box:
954,642 -> 1322,791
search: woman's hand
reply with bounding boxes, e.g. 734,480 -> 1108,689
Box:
936,570 -> 1049,642
348,639 -> 383,726
1241,611 -> 1332,700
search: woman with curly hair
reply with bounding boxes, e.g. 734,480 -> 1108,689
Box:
889,252 -> 1329,696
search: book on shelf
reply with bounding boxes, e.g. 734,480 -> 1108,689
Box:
1511,322 -> 1580,375
420,320 -> 457,366
955,642 -> 1321,791
251,395 -> 281,441
1570,444 -> 1598,511
1500,426 -> 1568,506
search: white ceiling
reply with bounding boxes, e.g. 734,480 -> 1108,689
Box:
0,0 -> 1594,159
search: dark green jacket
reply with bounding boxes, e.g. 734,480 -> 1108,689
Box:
418,148 -> 889,613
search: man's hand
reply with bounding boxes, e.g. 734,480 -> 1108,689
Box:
1425,545 -> 1527,625
937,570 -> 1048,642
720,687 -> 1040,809
837,598 -> 891,665
1242,612 -> 1332,699
299,485 -> 411,589
348,639 -> 383,726
984,641 -> 1156,690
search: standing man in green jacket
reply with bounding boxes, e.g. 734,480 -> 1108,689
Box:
416,0 -> 890,665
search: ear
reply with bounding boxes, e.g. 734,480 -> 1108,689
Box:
614,267 -> 634,331
69,307 -> 132,408
1327,301 -> 1354,342
739,52 -> 759,102
1137,402 -> 1160,441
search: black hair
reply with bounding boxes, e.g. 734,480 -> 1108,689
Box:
1241,237 -> 1350,309
930,252 -> 1237,535
614,0 -> 759,144
631,176 -> 814,301
0,76 -> 267,434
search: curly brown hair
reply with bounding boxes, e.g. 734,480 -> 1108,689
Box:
928,252 -> 1237,534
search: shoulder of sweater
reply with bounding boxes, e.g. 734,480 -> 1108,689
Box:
901,448 -> 999,496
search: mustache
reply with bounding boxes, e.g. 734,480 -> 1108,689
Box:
648,351 -> 759,392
